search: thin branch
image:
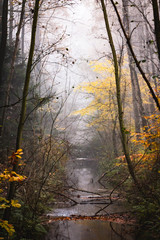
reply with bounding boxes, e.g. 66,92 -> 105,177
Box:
110,0 -> 160,111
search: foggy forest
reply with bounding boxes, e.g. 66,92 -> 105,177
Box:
0,0 -> 160,239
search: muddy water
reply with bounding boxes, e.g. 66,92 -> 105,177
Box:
45,158 -> 135,240
45,220 -> 135,240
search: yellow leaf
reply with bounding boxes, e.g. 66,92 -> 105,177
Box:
11,199 -> 21,208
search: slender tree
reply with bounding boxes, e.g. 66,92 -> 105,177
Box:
0,0 -> 26,137
3,0 -> 40,221
122,0 -> 148,132
0,1 -> 2,32
99,0 -> 140,189
0,0 -> 8,138
151,0 -> 160,62
0,0 -> 8,87
9,0 -> 13,45
109,0 -> 160,111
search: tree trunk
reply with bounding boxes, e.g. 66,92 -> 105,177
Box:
100,0 -> 140,189
112,116 -> 118,157
110,0 -> 160,111
21,17 -> 25,62
122,0 -> 148,132
9,0 -> 13,45
129,64 -> 141,133
0,0 -> 8,137
0,0 -> 8,87
151,0 -> 160,62
3,0 -> 40,221
144,22 -> 156,115
0,1 -> 2,32
0,0 -> 26,137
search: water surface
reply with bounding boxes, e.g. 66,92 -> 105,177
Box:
45,158 -> 135,240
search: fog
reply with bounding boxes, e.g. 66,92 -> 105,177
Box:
34,0 -> 112,143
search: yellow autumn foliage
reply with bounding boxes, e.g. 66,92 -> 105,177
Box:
0,149 -> 26,236
0,220 -> 15,236
115,113 -> 160,172
0,170 -> 26,182
11,199 -> 21,208
73,60 -> 132,129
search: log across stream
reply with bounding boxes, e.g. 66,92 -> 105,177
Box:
45,158 -> 136,240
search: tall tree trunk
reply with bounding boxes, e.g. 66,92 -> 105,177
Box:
21,18 -> 25,62
0,0 -> 26,137
129,64 -> 141,133
0,1 -> 2,33
110,0 -> 160,111
112,116 -> 118,157
0,0 -> 8,87
0,0 -> 8,137
122,0 -> 148,132
100,0 -> 140,189
16,0 -> 39,150
144,22 -> 155,115
151,0 -> 160,62
9,0 -> 13,45
3,0 -> 40,221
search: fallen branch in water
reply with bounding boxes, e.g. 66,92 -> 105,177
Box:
44,212 -> 137,225
49,190 -> 78,205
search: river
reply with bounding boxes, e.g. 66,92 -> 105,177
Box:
45,158 -> 135,240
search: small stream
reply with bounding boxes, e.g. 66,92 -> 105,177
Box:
45,158 -> 135,240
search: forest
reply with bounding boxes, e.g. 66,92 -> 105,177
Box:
0,0 -> 160,239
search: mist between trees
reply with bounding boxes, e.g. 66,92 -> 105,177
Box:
0,0 -> 160,239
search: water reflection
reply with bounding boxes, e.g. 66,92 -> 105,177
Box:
45,158 -> 135,240
67,158 -> 100,193
45,220 -> 135,240
48,201 -> 124,217
76,168 -> 94,190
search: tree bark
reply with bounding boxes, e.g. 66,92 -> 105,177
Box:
151,0 -> 160,62
112,116 -> 118,157
0,0 -> 8,137
0,0 -> 8,87
0,1 -> 2,32
9,0 -> 13,45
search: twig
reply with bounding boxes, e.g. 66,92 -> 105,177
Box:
110,222 -> 126,240
95,176 -> 129,215
50,190 -> 78,205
